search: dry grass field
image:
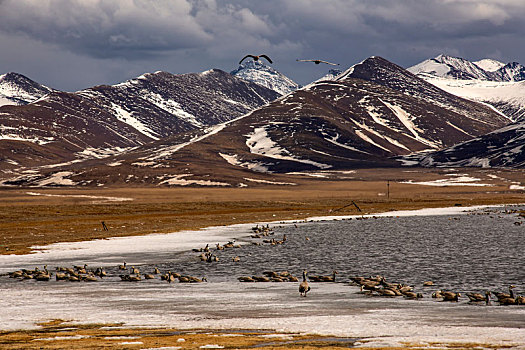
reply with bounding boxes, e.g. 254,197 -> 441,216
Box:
1,168 -> 523,255
0,319 -> 515,349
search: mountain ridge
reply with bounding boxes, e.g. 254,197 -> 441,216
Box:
0,69 -> 280,170
0,72 -> 54,107
408,54 -> 525,82
231,60 -> 300,95
2,55 -> 511,187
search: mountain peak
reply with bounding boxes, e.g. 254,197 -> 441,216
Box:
408,54 -> 525,82
0,72 -> 54,107
408,55 -> 492,80
336,56 -> 417,85
230,60 -> 300,95
474,58 -> 505,72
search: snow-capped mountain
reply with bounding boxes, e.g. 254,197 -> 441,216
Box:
0,72 -> 54,107
399,121 -> 525,168
474,59 -> 505,72
0,69 -> 279,170
409,55 -> 525,122
230,60 -> 300,95
408,54 -> 493,80
316,69 -> 342,82
408,54 -> 525,82
420,77 -> 525,122
10,56 -> 511,187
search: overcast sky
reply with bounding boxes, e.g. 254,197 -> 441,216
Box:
1,0 -> 524,91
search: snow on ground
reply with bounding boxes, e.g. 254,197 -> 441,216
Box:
36,171 -> 77,186
25,192 -> 133,203
218,153 -> 270,173
158,174 -> 230,187
243,177 -> 296,185
245,126 -> 332,169
400,174 -> 493,187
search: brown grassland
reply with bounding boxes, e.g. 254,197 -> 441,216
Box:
0,319 -> 517,349
1,168 -> 524,255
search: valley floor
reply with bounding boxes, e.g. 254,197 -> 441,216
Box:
1,167 -> 523,255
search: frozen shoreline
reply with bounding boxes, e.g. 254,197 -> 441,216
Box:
0,203 -> 520,270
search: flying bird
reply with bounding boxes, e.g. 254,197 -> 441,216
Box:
296,59 -> 339,66
239,54 -> 273,64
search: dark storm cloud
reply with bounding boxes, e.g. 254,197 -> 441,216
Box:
1,0 -> 525,90
0,0 -> 213,59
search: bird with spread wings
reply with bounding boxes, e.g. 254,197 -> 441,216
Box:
239,54 -> 273,64
296,59 -> 339,66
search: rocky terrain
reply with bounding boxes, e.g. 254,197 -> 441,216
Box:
0,69 -> 279,170
1,56 -> 512,187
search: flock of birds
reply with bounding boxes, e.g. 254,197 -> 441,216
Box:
344,275 -> 525,305
239,54 -> 340,66
3,221 -> 524,306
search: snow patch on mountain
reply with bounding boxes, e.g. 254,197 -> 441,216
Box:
407,55 -> 492,80
408,54 -> 525,82
316,69 -> 343,82
245,126 -> 332,169
140,92 -> 203,127
158,174 -> 230,187
218,153 -> 270,173
37,171 -> 77,187
0,72 -> 53,107
325,134 -> 372,154
401,175 -> 493,187
76,146 -> 135,160
110,102 -> 160,140
474,59 -> 505,72
231,61 -> 300,95
0,125 -> 55,144
419,75 -> 525,121
381,100 -> 440,149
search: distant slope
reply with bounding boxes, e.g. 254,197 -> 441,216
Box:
409,55 -> 525,122
0,69 -> 279,170
399,121 -> 525,168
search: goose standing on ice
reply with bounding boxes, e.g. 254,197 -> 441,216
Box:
299,270 -> 311,297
